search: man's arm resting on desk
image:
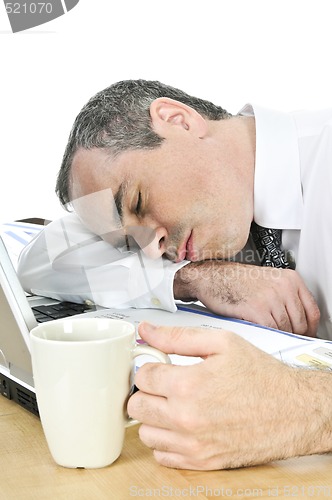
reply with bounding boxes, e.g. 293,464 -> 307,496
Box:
128,323 -> 332,471
174,260 -> 320,336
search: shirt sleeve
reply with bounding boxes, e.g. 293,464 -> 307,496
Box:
17,213 -> 188,312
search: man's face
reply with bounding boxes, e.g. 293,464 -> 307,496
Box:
70,127 -> 253,263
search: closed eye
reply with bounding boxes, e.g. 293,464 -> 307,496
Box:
135,191 -> 142,216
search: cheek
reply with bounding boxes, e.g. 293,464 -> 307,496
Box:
148,189 -> 184,221
150,203 -> 179,226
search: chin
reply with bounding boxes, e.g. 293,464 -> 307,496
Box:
199,245 -> 240,261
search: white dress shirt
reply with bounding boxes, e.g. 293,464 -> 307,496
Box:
18,214 -> 187,312
242,104 -> 332,340
17,105 -> 332,339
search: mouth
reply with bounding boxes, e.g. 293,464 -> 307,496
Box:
176,231 -> 196,262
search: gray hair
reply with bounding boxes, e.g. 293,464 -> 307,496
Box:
56,79 -> 231,207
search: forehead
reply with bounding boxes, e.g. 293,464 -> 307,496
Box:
70,148 -> 124,235
70,146 -> 155,196
70,148 -> 117,198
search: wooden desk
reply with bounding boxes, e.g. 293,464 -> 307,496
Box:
1,396 -> 332,500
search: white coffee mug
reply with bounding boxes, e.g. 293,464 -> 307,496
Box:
30,317 -> 170,469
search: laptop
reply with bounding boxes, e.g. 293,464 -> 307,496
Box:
0,234 -> 96,417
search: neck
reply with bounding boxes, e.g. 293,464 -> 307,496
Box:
229,114 -> 256,174
206,114 -> 256,237
212,113 -> 256,188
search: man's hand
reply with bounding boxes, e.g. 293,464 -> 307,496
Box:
128,323 -> 332,471
174,261 -> 320,336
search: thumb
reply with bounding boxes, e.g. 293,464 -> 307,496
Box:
138,322 -> 225,358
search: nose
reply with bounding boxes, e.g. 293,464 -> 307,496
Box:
141,226 -> 168,259
125,225 -> 167,259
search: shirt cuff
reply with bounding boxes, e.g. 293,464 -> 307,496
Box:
129,253 -> 190,312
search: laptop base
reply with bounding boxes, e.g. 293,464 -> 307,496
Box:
0,371 -> 39,416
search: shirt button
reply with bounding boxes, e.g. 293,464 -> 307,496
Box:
151,298 -> 161,306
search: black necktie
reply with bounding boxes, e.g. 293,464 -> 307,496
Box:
251,221 -> 293,269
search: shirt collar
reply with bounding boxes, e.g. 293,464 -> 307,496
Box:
239,104 -> 303,230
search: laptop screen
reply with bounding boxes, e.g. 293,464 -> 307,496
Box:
0,235 -> 36,384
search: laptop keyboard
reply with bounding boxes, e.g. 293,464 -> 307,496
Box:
32,302 -> 94,323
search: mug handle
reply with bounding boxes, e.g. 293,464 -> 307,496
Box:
125,344 -> 171,427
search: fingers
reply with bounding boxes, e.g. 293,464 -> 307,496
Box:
271,296 -> 304,334
138,322 -> 223,357
152,450 -> 193,470
128,361 -> 208,426
298,287 -> 320,337
240,270 -> 320,336
139,426 -> 213,470
133,361 -> 180,398
277,272 -> 319,336
138,425 -> 235,471
237,304 -> 288,332
265,297 -> 317,337
138,425 -> 188,454
284,296 -> 313,336
269,270 -> 319,336
128,390 -> 170,427
152,450 -> 222,471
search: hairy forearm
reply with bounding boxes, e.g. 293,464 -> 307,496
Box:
173,261 -> 203,302
291,367 -> 332,457
173,260 -> 320,336
173,260 -> 234,303
173,260 -> 269,304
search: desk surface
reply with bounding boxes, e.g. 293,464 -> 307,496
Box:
1,396 -> 332,500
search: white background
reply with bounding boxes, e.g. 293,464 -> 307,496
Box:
1,0 -> 332,223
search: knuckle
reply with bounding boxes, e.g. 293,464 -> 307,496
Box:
311,304 -> 321,324
276,269 -> 296,288
173,376 -> 195,399
219,329 -> 240,350
134,361 -> 160,390
138,424 -> 158,447
153,450 -> 178,468
186,438 -> 205,458
171,405 -> 207,435
173,411 -> 197,433
127,391 -> 140,416
294,322 -> 307,335
133,364 -> 149,389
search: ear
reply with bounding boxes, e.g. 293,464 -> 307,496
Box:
149,97 -> 208,139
